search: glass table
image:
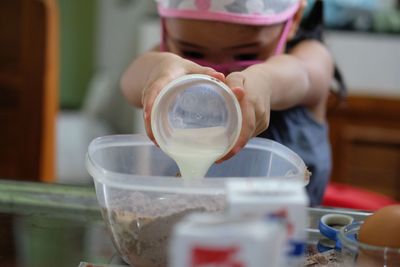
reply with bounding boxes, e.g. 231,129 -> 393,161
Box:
0,180 -> 371,267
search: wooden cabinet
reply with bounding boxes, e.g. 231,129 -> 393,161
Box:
328,96 -> 400,201
0,0 -> 58,181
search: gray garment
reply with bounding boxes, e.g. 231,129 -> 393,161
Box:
258,106 -> 332,206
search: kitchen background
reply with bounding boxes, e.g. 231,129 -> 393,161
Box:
1,0 -> 400,200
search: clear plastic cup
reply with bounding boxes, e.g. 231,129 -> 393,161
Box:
151,74 -> 242,167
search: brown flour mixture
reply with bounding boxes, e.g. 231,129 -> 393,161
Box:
101,191 -> 225,267
305,246 -> 343,267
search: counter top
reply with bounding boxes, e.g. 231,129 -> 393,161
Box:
0,180 -> 370,267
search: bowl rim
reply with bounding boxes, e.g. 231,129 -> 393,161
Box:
86,134 -> 307,194
338,221 -> 400,254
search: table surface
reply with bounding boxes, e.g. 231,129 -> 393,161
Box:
0,180 -> 371,267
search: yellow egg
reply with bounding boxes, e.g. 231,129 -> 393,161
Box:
359,205 -> 400,248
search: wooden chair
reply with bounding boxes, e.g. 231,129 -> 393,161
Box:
0,0 -> 58,182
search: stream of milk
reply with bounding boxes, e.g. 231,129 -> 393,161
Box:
163,126 -> 229,179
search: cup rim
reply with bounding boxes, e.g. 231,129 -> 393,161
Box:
150,74 -> 242,160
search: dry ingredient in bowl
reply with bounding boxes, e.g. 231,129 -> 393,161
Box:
101,191 -> 225,267
305,246 -> 343,267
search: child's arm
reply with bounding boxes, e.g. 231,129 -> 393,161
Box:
221,40 -> 334,161
120,51 -> 224,143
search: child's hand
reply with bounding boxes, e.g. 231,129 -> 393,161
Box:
217,70 -> 271,162
141,53 -> 225,144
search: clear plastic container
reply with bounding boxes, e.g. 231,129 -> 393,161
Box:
338,222 -> 400,266
86,134 -> 307,267
151,74 -> 242,171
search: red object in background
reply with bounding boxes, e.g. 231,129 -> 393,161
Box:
191,246 -> 244,267
322,182 -> 398,211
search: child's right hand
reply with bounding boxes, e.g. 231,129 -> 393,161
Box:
138,52 -> 225,145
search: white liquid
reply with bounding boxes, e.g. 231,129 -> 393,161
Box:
163,127 -> 228,179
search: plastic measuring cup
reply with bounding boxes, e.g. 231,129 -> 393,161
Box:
151,74 -> 242,178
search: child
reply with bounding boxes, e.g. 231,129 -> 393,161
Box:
121,0 -> 339,206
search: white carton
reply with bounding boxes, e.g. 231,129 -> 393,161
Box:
226,179 -> 309,267
169,213 -> 286,267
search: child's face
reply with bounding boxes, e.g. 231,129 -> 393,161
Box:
165,18 -> 284,63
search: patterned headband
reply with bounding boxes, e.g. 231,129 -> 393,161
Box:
156,0 -> 301,25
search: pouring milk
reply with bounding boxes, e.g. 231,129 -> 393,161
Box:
162,126 -> 229,179
150,74 -> 242,179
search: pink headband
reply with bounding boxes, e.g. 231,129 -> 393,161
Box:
157,0 -> 300,25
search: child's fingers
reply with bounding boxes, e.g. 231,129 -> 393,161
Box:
143,112 -> 156,144
143,77 -> 168,117
254,110 -> 270,136
207,70 -> 225,82
188,62 -> 225,82
215,72 -> 249,163
142,74 -> 177,144
216,102 -> 255,163
225,72 -> 245,101
231,87 -> 245,101
216,126 -> 252,163
216,138 -> 244,163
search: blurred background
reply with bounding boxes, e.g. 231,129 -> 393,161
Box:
0,0 -> 399,196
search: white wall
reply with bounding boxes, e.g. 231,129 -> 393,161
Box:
325,31 -> 400,98
93,0 -> 154,134
96,0 -> 147,74
57,1 -> 156,182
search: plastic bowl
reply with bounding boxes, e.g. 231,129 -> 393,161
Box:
338,222 -> 400,267
86,134 -> 307,267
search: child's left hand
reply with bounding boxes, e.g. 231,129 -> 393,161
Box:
218,70 -> 272,162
